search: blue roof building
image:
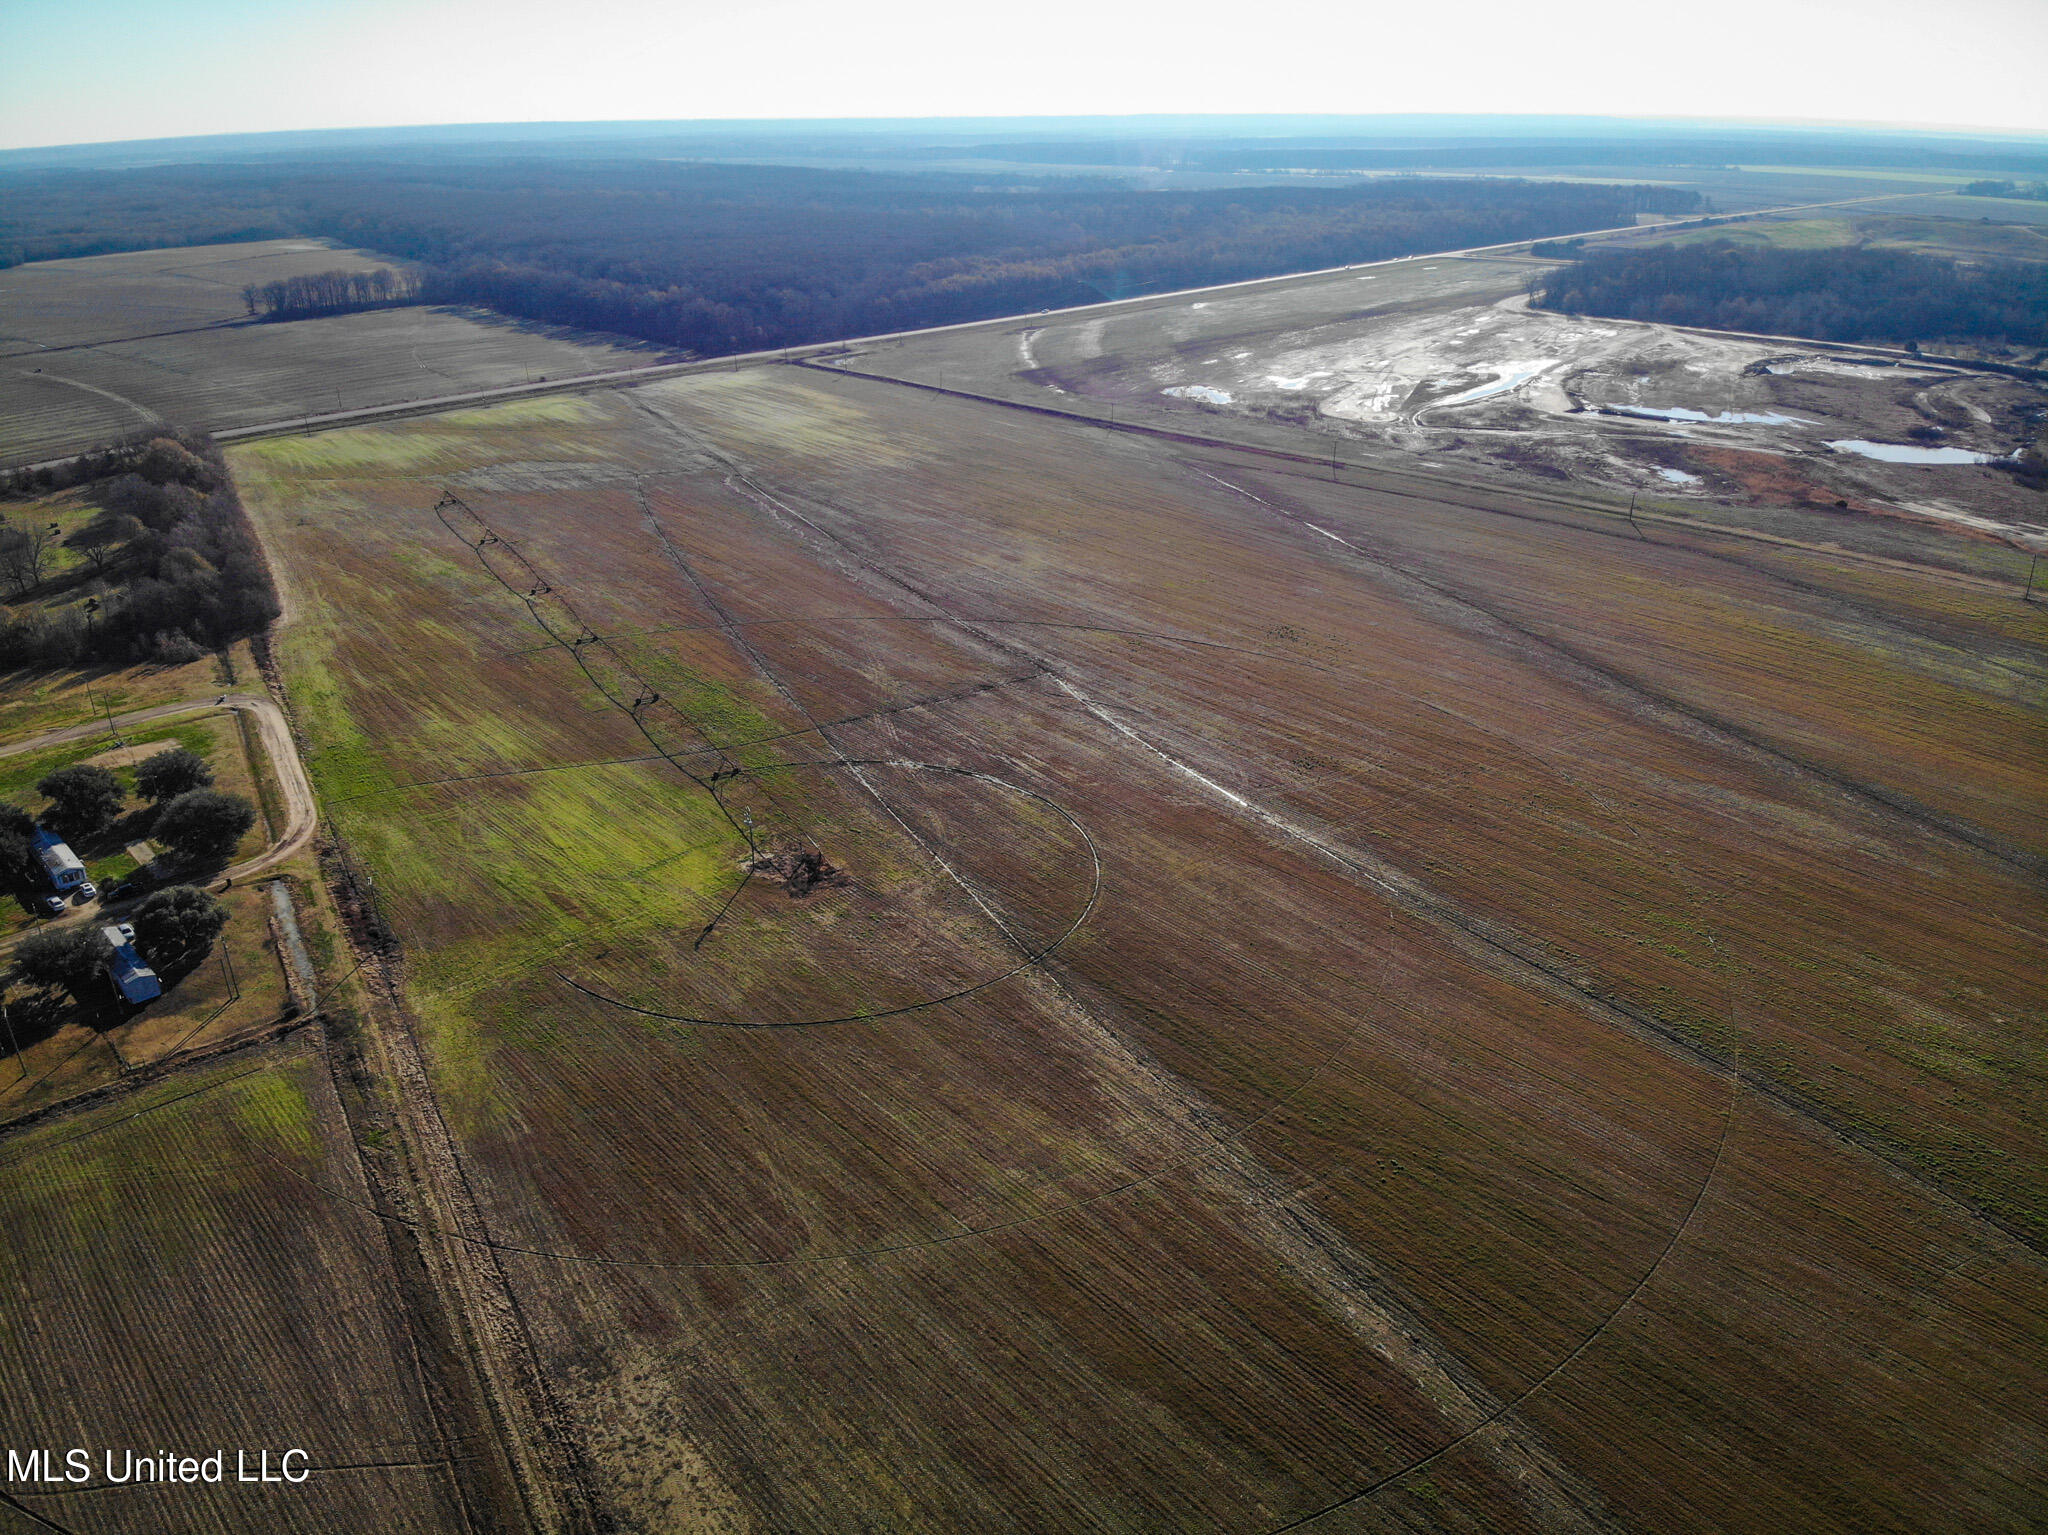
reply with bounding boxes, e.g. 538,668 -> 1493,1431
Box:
100,925 -> 161,1004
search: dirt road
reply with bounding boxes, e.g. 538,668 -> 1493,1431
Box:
0,691 -> 317,889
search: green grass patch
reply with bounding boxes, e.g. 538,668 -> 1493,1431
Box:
0,716 -> 218,813
236,427 -> 480,475
228,1069 -> 321,1162
435,394 -> 605,428
1634,218 -> 1860,251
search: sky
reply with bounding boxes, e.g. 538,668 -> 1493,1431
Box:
4,0 -> 2046,151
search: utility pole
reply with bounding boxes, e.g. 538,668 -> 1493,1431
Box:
81,598 -> 123,745
1627,491 -> 1646,540
220,940 -> 240,1001
2025,549 -> 2043,604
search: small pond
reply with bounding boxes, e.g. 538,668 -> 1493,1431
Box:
1826,439 -> 2010,466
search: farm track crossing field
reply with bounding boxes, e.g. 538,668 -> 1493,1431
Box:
222,365 -> 2047,1533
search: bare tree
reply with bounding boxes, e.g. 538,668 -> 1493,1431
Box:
68,513 -> 146,575
0,521 -> 61,595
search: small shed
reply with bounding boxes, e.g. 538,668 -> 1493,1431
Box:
101,925 -> 161,1004
33,828 -> 87,890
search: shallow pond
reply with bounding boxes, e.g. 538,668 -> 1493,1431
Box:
1826,439 -> 2010,465
1613,405 -> 1810,426
1429,359 -> 1559,409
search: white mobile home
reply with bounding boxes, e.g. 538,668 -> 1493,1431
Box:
33,828 -> 86,891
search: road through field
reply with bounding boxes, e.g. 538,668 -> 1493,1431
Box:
15,367 -> 163,427
0,690 -> 317,885
6,189 -> 1942,475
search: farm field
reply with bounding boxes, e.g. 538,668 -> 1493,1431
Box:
0,1038 -> 491,1533
0,239 -> 400,355
845,223 -> 2048,546
224,364 -> 2047,1532
0,239 -> 667,465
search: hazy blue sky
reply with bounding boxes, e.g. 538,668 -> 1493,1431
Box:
5,0 -> 2046,150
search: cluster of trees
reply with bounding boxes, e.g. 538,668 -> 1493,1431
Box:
1531,242 -> 2048,349
242,265 -> 420,319
13,885 -> 228,992
0,430 -> 280,668
23,747 -> 252,859
941,136 -> 2048,177
0,165 -> 298,267
0,746 -> 249,1006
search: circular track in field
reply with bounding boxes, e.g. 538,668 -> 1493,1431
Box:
556,758 -> 1099,1028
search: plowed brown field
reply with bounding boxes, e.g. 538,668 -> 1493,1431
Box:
0,1041 -> 474,1533
223,364 -> 2046,1532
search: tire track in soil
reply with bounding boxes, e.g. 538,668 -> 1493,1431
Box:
242,625 -> 1737,1526
1213,455 -> 2047,874
326,943 -> 610,1535
1185,460 -> 2046,1260
435,490 -> 838,938
279,447 -> 1654,1525
644,450 -> 1669,1528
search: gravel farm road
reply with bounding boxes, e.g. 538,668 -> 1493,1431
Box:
0,691 -> 316,895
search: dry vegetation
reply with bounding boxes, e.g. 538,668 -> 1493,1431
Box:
221,364 -> 2045,1532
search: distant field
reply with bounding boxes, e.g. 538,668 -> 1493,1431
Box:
1859,190 -> 2048,225
1612,211 -> 2048,261
228,367 -> 2047,1532
852,244 -> 2048,544
0,238 -> 392,354
1726,164 -> 1982,185
0,239 -> 666,464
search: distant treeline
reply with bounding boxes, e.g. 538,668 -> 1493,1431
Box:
0,159 -> 1699,353
1963,180 -> 2048,202
0,431 -> 279,668
1532,243 -> 2048,348
335,165 -> 1700,352
920,138 -> 2048,177
243,265 -> 421,319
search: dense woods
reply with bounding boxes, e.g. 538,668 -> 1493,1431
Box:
1532,242 -> 2048,349
0,431 -> 280,667
0,159 -> 1700,352
398,172 -> 1700,351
